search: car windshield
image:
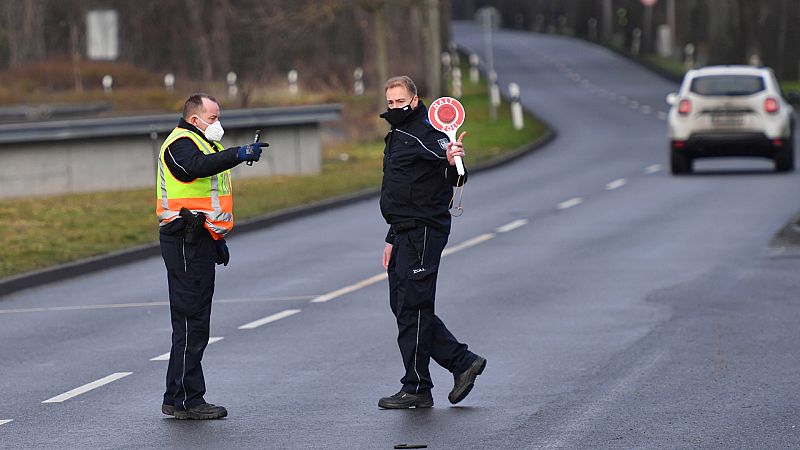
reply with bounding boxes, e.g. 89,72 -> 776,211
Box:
690,75 -> 765,96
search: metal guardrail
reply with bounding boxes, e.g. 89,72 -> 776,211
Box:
0,102 -> 112,122
0,103 -> 342,144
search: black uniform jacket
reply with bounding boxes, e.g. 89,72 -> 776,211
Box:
160,118 -> 240,235
380,101 -> 468,244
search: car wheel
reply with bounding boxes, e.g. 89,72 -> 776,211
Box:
670,149 -> 692,174
774,133 -> 795,172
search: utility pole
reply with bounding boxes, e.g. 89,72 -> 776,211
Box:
602,0 -> 613,43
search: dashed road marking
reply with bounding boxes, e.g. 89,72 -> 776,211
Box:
657,111 -> 668,120
442,233 -> 496,256
0,419 -> 12,426
629,101 -> 639,109
496,219 -> 529,233
42,372 -> 132,403
150,337 -> 224,361
557,198 -> 584,210
311,274 -> 388,303
312,233 -> 498,303
640,105 -> 652,114
618,96 -> 628,105
605,178 -> 627,190
238,309 -> 301,330
645,164 -> 662,174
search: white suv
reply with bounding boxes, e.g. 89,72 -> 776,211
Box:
666,65 -> 796,174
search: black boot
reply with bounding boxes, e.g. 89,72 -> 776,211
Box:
174,403 -> 228,420
448,356 -> 486,404
378,390 -> 434,409
161,404 -> 175,416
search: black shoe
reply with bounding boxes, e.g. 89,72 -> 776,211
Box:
161,404 -> 174,416
449,356 -> 486,404
174,403 -> 228,420
378,390 -> 433,409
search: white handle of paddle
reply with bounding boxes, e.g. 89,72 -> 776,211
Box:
454,156 -> 465,176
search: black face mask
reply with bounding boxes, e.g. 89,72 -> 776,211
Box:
380,104 -> 414,127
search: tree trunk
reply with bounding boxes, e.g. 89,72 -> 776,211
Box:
373,5 -> 388,108
424,0 -> 442,99
185,0 -> 214,81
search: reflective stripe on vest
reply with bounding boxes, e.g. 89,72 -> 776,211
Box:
156,127 -> 233,238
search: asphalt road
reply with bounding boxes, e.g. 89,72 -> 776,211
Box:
3,22 -> 800,449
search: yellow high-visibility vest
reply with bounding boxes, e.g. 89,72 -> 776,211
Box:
156,127 -> 233,239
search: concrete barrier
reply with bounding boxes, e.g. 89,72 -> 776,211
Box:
0,104 -> 341,198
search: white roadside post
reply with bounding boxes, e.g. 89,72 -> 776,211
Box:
288,69 -> 298,95
450,45 -> 460,69
631,28 -> 642,56
226,71 -> 238,99
684,43 -> 695,70
489,70 -> 501,120
164,73 -> 175,92
588,18 -> 598,41
353,67 -> 364,96
509,82 -> 524,130
469,53 -> 480,84
102,75 -> 113,95
452,67 -> 462,98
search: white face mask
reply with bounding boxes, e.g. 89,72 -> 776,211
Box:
197,117 -> 224,141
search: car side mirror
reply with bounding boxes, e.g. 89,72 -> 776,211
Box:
787,92 -> 800,106
666,92 -> 678,106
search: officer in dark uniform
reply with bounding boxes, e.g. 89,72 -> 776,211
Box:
157,93 -> 267,420
377,76 -> 487,409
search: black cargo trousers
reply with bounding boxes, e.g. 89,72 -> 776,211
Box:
388,222 -> 478,394
159,228 -> 218,411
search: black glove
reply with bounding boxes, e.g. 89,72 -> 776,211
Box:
215,239 -> 230,266
237,142 -> 269,162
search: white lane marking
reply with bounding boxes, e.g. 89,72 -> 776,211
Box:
312,233 -> 496,304
238,309 -> 301,330
605,178 -> 627,190
496,219 -> 529,233
150,337 -> 224,361
442,233 -> 496,256
618,96 -> 629,104
0,296 -> 315,315
557,197 -> 583,210
645,164 -> 662,174
311,273 -> 388,303
42,372 -> 132,403
608,92 -> 617,100
0,419 -> 12,426
657,111 -> 668,120
629,101 -> 639,109
640,105 -> 652,114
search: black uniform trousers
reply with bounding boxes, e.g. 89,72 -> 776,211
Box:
160,230 -> 217,410
388,224 -> 477,394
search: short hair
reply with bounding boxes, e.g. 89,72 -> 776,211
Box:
384,76 -> 417,97
182,93 -> 218,120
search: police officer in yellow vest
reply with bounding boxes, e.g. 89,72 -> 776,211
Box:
156,93 -> 267,420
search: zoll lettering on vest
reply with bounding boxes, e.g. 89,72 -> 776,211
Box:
428,97 -> 466,175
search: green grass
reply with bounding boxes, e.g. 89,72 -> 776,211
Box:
642,55 -> 687,79
782,81 -> 800,92
0,81 -> 546,279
